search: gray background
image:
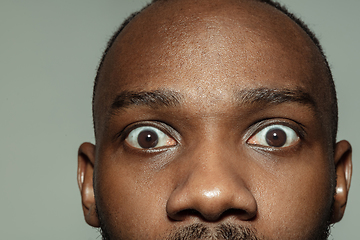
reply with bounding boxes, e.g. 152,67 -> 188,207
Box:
0,0 -> 358,239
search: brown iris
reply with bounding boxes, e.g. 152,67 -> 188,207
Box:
265,128 -> 287,147
137,130 -> 159,148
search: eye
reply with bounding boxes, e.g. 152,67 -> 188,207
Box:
125,126 -> 177,149
247,124 -> 299,148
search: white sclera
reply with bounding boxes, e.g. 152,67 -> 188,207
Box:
126,126 -> 175,149
250,124 -> 299,147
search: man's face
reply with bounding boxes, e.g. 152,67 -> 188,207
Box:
78,0 -> 352,239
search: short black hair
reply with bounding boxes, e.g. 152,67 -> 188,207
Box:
92,0 -> 338,145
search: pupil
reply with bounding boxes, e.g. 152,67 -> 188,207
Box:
266,128 -> 287,147
138,130 -> 159,149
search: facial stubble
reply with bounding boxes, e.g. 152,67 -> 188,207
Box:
96,206 -> 332,240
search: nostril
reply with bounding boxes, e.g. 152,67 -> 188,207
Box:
169,208 -> 256,222
169,208 -> 223,222
168,208 -> 201,221
220,208 -> 257,221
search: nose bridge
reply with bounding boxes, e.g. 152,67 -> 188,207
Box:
166,136 -> 257,221
186,140 -> 247,202
188,142 -> 238,191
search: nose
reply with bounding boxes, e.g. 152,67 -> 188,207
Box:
166,144 -> 257,222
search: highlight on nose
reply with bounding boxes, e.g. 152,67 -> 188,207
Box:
203,189 -> 221,198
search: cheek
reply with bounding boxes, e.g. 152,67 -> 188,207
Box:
254,151 -> 334,238
95,157 -> 172,239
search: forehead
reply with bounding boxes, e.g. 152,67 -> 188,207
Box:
94,0 -> 328,136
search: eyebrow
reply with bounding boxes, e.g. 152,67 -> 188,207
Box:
109,87 -> 316,114
110,90 -> 183,112
236,87 -> 317,109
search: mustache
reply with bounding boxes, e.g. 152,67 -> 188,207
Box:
165,222 -> 261,240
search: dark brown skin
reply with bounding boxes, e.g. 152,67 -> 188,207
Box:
78,0 -> 352,239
